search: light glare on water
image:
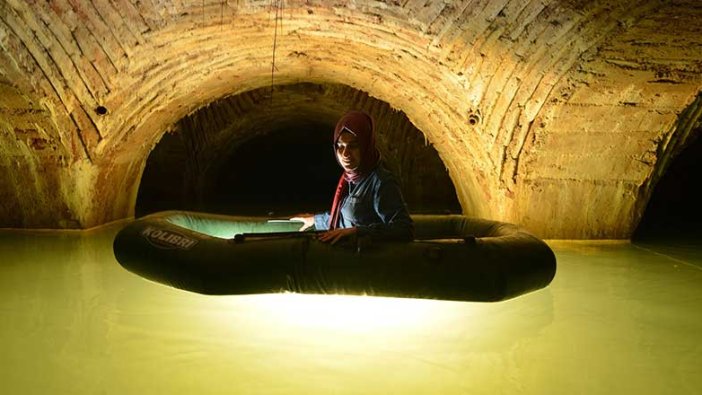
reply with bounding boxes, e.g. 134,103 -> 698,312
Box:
0,226 -> 700,394
228,293 -> 451,332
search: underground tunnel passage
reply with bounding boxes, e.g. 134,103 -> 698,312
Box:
210,121 -> 341,216
135,83 -> 462,218
634,123 -> 702,242
2,1 -> 702,393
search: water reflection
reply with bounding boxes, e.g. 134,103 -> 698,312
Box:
0,228 -> 700,394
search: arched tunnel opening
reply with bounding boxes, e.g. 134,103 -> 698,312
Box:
135,83 -> 462,219
633,126 -> 702,242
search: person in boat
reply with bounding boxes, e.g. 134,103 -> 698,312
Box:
292,111 -> 414,245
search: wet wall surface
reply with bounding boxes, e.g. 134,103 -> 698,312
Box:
0,227 -> 701,394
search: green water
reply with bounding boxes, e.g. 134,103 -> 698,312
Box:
0,225 -> 700,394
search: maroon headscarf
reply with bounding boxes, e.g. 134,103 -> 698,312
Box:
328,111 -> 381,229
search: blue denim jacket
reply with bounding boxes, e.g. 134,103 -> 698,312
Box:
314,164 -> 414,241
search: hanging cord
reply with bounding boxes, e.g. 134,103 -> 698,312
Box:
220,0 -> 224,30
270,0 -> 283,104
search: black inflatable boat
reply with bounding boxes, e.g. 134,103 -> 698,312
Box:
113,211 -> 556,302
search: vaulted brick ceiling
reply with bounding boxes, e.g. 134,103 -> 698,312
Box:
0,0 -> 700,238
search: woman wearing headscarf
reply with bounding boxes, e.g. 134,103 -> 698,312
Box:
293,111 -> 414,244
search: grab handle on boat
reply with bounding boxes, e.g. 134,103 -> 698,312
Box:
230,230 -> 323,243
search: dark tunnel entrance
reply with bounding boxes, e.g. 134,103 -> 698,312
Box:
135,120 -> 341,218
633,128 -> 702,242
211,122 -> 339,216
135,83 -> 463,219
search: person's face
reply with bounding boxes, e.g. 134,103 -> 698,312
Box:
335,131 -> 361,172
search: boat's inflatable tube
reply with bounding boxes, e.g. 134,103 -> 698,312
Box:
113,211 -> 556,302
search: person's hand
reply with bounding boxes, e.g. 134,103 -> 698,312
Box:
318,227 -> 357,245
290,214 -> 315,231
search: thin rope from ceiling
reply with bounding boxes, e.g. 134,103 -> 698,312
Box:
270,0 -> 283,104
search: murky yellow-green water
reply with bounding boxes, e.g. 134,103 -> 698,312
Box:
1,225 -> 700,394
